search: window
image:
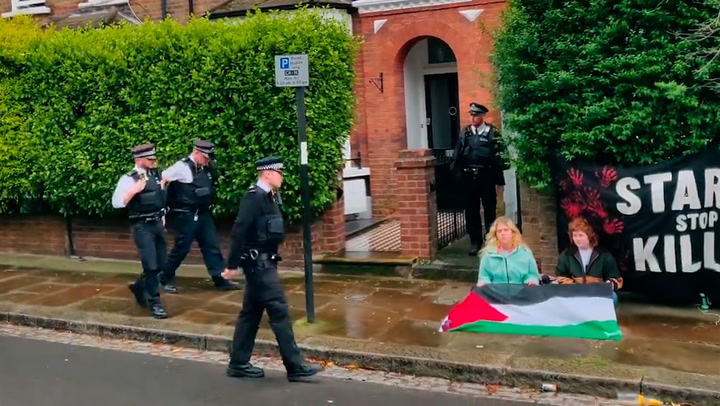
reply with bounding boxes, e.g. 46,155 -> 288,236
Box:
427,37 -> 456,65
2,0 -> 51,17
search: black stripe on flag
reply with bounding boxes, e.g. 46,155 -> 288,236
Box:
472,283 -> 614,305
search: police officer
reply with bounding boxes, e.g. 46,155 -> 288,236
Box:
450,103 -> 509,256
111,144 -> 168,319
159,140 -> 238,293
221,157 -> 321,381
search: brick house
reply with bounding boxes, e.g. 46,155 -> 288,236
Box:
0,0 -> 559,271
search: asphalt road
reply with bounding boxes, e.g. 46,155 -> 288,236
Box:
0,334 -> 533,406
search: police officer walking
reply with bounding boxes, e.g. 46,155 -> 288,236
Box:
450,103 -> 509,256
159,140 -> 238,293
111,144 -> 168,319
221,157 -> 321,381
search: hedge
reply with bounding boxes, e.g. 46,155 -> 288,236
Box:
0,9 -> 358,223
491,0 -> 720,191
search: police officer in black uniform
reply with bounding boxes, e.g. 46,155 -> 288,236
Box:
111,144 -> 168,319
221,157 -> 321,381
159,140 -> 238,293
450,103 -> 509,256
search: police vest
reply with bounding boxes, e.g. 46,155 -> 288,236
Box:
167,158 -> 215,212
247,186 -> 286,249
461,125 -> 494,167
126,169 -> 165,219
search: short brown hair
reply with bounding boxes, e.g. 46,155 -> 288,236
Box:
568,217 -> 598,248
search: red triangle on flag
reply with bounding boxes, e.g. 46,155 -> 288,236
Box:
444,290 -> 509,331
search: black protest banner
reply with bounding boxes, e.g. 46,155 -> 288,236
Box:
554,145 -> 720,306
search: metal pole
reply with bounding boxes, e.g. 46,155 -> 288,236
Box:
296,86 -> 315,323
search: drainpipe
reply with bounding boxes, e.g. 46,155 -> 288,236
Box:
188,0 -> 194,16
161,0 -> 167,19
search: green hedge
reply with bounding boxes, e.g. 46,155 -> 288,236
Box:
0,10 -> 358,222
491,0 -> 720,190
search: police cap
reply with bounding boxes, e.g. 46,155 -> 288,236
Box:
131,144 -> 157,160
193,140 -> 215,157
469,102 -> 489,116
256,156 -> 283,172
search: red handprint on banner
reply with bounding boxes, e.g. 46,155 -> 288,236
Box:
561,197 -> 585,218
559,179 -> 571,192
595,166 -> 619,188
603,218 -> 625,235
568,168 -> 584,187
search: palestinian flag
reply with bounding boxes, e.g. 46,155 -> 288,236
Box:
439,283 -> 622,341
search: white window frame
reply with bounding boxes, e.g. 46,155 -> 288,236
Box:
78,0 -> 129,9
2,0 -> 51,18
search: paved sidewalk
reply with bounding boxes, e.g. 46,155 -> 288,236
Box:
0,254 -> 719,405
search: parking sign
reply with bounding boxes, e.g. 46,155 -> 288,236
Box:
274,54 -> 309,87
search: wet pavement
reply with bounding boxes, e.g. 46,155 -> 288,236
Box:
1,265 -> 720,394
1,331 -> 536,406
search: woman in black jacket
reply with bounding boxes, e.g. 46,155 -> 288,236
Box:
555,217 -> 622,307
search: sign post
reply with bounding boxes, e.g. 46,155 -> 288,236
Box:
274,54 -> 316,323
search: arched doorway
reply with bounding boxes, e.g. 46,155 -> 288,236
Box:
403,36 -> 460,154
403,36 -> 466,249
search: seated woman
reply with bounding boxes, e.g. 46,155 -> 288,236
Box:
556,217 -> 622,307
477,216 -> 540,286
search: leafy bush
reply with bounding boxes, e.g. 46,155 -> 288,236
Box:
0,9 -> 358,222
491,0 -> 720,190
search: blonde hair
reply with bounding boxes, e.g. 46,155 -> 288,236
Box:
478,216 -> 528,258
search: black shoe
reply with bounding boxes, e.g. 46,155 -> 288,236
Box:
213,276 -> 241,291
128,283 -> 147,308
150,302 -> 168,319
468,244 -> 479,256
227,363 -> 265,379
162,283 -> 179,294
287,363 -> 322,382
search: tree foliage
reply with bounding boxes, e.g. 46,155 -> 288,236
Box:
0,10 -> 358,222
491,0 -> 720,190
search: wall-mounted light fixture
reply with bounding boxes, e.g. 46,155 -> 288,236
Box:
369,72 -> 383,93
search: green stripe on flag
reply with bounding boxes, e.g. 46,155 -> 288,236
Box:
449,320 -> 623,341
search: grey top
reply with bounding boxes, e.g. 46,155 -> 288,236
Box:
162,156 -> 195,184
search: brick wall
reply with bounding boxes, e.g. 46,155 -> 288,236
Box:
352,1 -> 506,219
519,182 -> 559,274
0,199 -> 345,270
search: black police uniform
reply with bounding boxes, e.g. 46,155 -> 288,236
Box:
161,140 -> 238,292
225,157 -> 321,381
118,144 -> 168,319
450,103 -> 509,254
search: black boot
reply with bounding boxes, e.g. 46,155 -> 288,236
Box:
227,363 -> 265,379
150,302 -> 168,319
159,273 -> 179,294
213,276 -> 241,291
468,243 -> 480,256
128,283 -> 147,308
287,363 -> 323,382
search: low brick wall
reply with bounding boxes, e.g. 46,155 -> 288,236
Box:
0,198 -> 345,270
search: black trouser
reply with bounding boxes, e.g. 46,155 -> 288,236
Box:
229,258 -> 303,371
162,210 -> 224,282
130,219 -> 166,304
463,171 -> 497,245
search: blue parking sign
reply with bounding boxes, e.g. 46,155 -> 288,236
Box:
280,57 -> 290,70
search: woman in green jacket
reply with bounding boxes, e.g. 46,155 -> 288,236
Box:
477,216 -> 540,286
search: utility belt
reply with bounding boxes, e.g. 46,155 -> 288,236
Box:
463,165 -> 490,175
245,249 -> 282,263
169,207 -> 212,222
129,212 -> 164,224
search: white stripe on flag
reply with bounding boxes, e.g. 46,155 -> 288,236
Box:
493,297 -> 616,327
